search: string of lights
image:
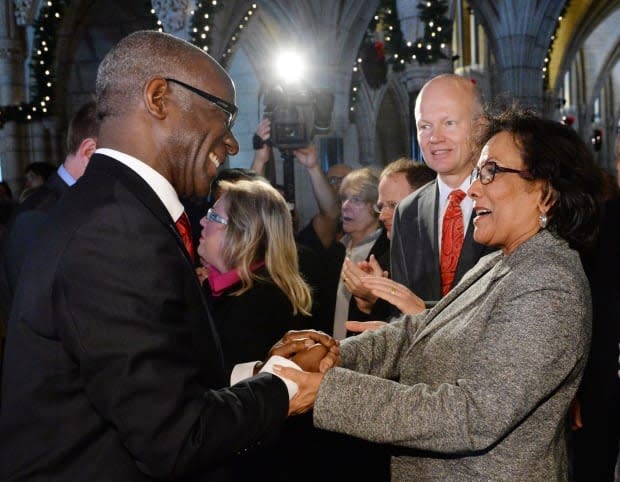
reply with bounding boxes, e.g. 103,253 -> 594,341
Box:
0,0 -> 158,128
189,1 -> 257,68
542,1 -> 569,89
349,0 -> 452,120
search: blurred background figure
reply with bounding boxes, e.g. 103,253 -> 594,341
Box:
343,158 -> 436,320
333,167 -> 388,338
18,161 -> 56,202
0,101 -> 99,319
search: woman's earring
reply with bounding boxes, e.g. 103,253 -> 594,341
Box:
539,213 -> 548,229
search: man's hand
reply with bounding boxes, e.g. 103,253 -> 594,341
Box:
291,343 -> 328,372
251,118 -> 272,175
361,276 -> 426,315
255,117 -> 271,144
267,330 -> 339,373
345,320 -> 387,333
274,366 -> 324,415
293,145 -> 318,169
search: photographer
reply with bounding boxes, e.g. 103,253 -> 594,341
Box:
251,119 -> 347,250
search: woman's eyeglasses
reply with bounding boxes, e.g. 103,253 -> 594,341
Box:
471,159 -> 534,185
205,208 -> 228,225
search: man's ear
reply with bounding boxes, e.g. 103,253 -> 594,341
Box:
78,137 -> 97,160
144,78 -> 168,119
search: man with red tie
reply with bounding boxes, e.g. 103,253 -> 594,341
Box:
0,30 -> 330,482
390,74 -> 496,307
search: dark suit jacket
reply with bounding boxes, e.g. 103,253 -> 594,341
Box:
0,172 -> 68,317
0,154 -> 288,481
390,180 -> 494,304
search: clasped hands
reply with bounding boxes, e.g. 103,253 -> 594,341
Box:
264,330 -> 339,416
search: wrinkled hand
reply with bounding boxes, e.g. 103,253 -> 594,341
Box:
268,329 -> 339,373
275,365 -> 324,415
342,258 -> 379,302
361,276 -> 425,315
293,145 -> 318,169
345,320 -> 387,333
357,254 -> 387,277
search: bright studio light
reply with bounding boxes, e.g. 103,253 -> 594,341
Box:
274,50 -> 305,84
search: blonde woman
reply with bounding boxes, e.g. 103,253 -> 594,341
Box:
197,179 -> 312,373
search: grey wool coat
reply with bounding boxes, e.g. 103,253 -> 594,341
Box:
313,230 -> 591,481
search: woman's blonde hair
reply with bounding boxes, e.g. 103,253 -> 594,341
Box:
218,179 -> 312,315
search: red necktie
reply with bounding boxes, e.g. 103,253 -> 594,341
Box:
175,211 -> 195,262
440,189 -> 466,296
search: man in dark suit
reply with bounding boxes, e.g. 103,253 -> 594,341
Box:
0,31 -> 327,481
0,101 -> 98,318
391,74 -> 494,305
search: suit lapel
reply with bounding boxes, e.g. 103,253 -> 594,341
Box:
86,154 -> 190,262
421,182 -> 441,293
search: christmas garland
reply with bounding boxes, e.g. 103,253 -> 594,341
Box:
350,0 -> 452,117
189,1 -> 258,68
0,0 -> 158,128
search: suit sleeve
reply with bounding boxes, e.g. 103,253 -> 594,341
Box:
54,210 -> 288,478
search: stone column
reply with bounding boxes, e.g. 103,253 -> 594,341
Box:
468,0 -> 565,111
0,0 -> 27,193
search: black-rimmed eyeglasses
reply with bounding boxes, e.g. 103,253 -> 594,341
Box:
205,208 -> 228,225
470,159 -> 534,185
165,78 -> 238,129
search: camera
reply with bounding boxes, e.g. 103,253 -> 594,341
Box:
263,85 -> 334,150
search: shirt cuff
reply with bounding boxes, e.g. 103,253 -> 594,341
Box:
230,361 -> 258,385
230,357 -> 301,400
260,355 -> 300,400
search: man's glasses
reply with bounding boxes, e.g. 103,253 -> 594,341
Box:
165,78 -> 238,129
328,176 -> 345,187
470,159 -> 534,185
205,208 -> 228,225
373,201 -> 398,214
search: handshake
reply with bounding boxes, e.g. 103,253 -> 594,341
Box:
258,330 -> 340,415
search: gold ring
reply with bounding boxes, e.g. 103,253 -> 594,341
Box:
391,288 -> 396,295
343,277 -> 347,284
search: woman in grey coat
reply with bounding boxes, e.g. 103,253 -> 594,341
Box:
277,109 -> 603,481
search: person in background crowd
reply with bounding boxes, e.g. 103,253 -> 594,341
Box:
0,101 -> 99,319
197,178 -> 313,480
342,158 -> 436,321
279,108 -> 603,481
18,161 -> 56,202
389,74 -> 494,311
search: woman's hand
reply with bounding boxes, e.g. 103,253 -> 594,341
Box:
342,258 -> 380,302
274,366 -> 325,415
361,276 -> 426,314
345,320 -> 387,333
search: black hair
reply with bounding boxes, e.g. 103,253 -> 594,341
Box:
482,108 -> 604,250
